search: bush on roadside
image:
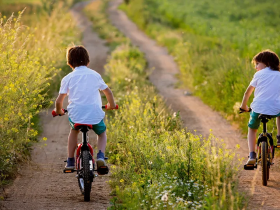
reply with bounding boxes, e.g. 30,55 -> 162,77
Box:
0,2 -> 79,185
85,1 -> 245,209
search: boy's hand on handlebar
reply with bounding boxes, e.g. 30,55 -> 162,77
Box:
105,103 -> 117,110
239,106 -> 252,113
52,109 -> 66,117
56,109 -> 65,115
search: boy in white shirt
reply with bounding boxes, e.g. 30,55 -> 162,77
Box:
55,45 -> 116,172
240,50 -> 280,165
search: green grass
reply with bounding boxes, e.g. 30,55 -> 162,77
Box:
2,0 -> 40,4
0,0 -> 81,186
85,1 -> 246,209
120,0 -> 280,136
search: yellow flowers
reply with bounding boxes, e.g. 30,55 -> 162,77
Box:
0,2 -> 80,182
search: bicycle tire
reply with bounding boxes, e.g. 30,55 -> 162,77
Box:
82,150 -> 92,201
261,141 -> 268,186
267,165 -> 270,180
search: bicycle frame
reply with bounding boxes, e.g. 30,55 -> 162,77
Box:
256,117 -> 274,164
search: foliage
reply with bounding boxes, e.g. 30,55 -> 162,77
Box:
0,2 -> 79,185
85,1 -> 246,209
120,0 -> 280,134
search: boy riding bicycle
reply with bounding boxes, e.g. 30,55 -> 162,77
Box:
240,50 -> 280,166
55,45 -> 116,172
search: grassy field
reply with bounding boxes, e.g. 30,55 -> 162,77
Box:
2,0 -> 41,4
85,1 -> 245,209
120,0 -> 280,135
0,0 -> 81,186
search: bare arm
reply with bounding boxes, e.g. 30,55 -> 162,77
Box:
240,85 -> 255,111
102,87 -> 116,109
55,94 -> 67,114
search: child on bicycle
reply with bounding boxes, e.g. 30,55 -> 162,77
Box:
55,45 -> 116,172
240,50 -> 280,165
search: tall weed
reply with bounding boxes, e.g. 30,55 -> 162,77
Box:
0,2 -> 79,184
120,0 -> 279,134
85,1 -> 246,209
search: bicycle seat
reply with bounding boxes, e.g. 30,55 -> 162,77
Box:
74,123 -> 93,130
258,114 -> 273,120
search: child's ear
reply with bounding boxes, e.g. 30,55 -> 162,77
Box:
86,62 -> 90,67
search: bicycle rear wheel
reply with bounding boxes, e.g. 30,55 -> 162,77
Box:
261,141 -> 268,186
78,150 -> 92,201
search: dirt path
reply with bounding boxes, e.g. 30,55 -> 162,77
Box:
1,1 -> 111,209
107,0 -> 280,209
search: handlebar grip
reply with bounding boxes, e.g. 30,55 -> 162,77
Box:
52,109 -> 67,117
239,107 -> 252,114
102,104 -> 119,110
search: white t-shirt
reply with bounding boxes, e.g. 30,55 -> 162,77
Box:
59,66 -> 108,124
250,67 -> 280,115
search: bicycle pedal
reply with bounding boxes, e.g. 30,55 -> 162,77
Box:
244,164 -> 257,170
105,157 -> 108,160
275,145 -> 280,148
63,169 -> 76,173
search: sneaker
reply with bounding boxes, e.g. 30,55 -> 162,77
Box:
96,150 -> 106,167
277,135 -> 280,146
245,152 -> 256,165
96,150 -> 108,175
65,157 -> 75,170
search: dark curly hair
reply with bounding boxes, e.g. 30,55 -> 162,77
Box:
252,50 -> 280,71
66,45 -> 90,68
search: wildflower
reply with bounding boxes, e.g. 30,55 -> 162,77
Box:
161,193 -> 168,201
120,179 -> 124,183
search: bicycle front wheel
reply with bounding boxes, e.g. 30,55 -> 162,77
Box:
261,141 -> 268,186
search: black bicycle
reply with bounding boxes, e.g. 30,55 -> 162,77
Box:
52,104 -> 118,201
241,108 -> 279,186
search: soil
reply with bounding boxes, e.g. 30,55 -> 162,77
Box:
1,1 -> 110,210
107,0 -> 280,209
2,0 -> 280,209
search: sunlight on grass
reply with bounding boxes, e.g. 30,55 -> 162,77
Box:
2,0 -> 41,4
85,1 -> 246,209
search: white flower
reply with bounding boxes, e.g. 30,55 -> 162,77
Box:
161,193 -> 168,201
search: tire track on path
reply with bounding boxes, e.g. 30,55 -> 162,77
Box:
107,0 -> 280,209
1,1 -> 111,209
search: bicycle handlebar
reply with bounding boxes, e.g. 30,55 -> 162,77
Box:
239,107 -> 252,114
52,105 -> 119,117
52,109 -> 68,117
102,104 -> 119,110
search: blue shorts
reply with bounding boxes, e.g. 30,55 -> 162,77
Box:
248,111 -> 280,129
69,118 -> 106,135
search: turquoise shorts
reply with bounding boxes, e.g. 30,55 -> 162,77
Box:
248,111 -> 280,129
69,118 -> 106,135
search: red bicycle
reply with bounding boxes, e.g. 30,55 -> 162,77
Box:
52,104 -> 118,201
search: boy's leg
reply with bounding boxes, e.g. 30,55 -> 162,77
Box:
248,128 -> 257,153
65,129 -> 79,169
96,131 -> 108,174
97,131 -> 107,153
68,129 -> 80,158
276,117 -> 280,145
246,127 -> 257,165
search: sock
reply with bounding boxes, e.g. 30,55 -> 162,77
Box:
97,150 -> 105,159
249,152 -> 256,159
67,157 -> 75,166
